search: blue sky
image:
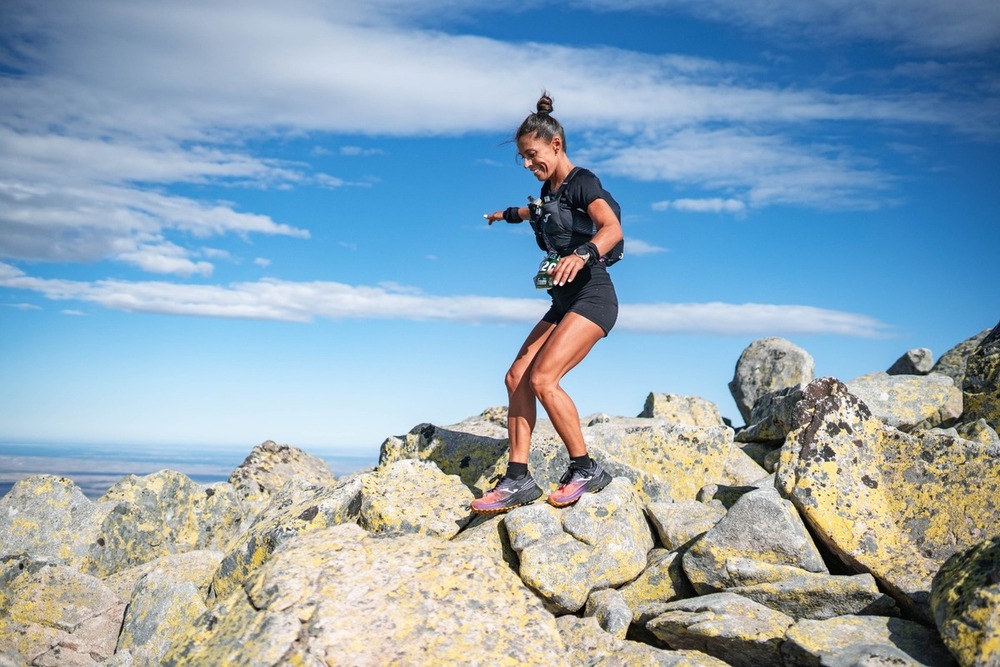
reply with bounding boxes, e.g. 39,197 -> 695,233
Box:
1,0 -> 998,455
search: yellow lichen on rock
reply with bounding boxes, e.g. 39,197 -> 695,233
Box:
777,377 -> 1000,622
931,537 -> 1000,667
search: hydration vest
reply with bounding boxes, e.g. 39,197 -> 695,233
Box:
528,167 -> 624,266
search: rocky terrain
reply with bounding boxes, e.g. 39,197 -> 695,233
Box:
1,322 -> 998,666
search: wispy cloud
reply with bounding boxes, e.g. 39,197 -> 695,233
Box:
0,0 -> 992,279
653,198 -> 747,214
624,238 -> 669,256
576,0 -> 1000,55
0,263 -> 890,337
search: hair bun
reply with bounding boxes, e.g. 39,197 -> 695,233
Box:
536,93 -> 554,115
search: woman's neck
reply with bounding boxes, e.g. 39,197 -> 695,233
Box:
548,160 -> 575,192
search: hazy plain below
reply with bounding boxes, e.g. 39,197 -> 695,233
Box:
0,441 -> 378,499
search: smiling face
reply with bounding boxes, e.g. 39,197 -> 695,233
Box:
516,132 -> 562,183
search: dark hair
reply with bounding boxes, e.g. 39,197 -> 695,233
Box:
515,92 -> 566,150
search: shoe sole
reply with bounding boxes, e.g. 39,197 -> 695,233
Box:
469,489 -> 543,515
547,471 -> 612,507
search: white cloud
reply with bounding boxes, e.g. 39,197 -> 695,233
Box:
340,146 -> 386,157
577,0 -> 1000,55
623,238 -> 669,255
0,262 -> 890,337
0,0 -> 990,277
654,198 -> 747,214
588,129 -> 896,210
619,302 -> 891,338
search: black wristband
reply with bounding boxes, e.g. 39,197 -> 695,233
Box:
585,242 -> 600,265
503,207 -> 521,224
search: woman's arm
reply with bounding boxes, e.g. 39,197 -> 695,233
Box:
484,207 -> 527,225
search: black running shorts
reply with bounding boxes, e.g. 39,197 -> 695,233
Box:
541,264 -> 619,336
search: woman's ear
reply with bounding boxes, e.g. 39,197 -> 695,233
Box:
551,135 -> 562,154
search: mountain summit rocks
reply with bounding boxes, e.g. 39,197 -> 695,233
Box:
1,323 -> 998,666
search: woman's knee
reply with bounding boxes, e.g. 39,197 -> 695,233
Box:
505,365 -> 526,395
529,369 -> 556,399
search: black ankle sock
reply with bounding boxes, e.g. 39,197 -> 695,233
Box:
506,462 -> 529,479
570,455 -> 592,469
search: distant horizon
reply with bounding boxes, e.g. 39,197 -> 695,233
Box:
0,440 -> 381,499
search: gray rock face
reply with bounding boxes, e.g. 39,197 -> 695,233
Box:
781,615 -> 957,667
647,592 -> 794,667
931,537 -> 1000,667
736,384 -> 805,444
729,337 -> 815,424
505,478 -> 653,613
0,475 -> 111,570
933,328 -> 992,389
777,376 -> 1000,623
887,347 -> 934,375
163,524 -> 567,666
638,393 -> 725,426
846,371 -> 962,432
0,557 -> 126,666
228,439 -> 337,504
358,458 -> 473,537
962,320 -> 1000,432
682,486 -> 827,594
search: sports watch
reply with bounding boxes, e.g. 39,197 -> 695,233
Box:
573,246 -> 592,264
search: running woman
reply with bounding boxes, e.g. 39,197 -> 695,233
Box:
471,92 -> 622,514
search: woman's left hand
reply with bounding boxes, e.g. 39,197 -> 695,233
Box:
550,253 -> 587,286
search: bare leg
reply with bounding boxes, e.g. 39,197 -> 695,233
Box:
529,313 -> 605,458
505,320 -> 556,464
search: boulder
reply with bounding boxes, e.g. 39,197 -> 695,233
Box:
736,384 -> 804,444
211,476 -> 362,600
887,347 -> 935,375
584,420 -> 735,505
646,592 -> 794,667
647,501 -> 727,551
358,458 -> 473,538
962,321 -> 1000,431
781,615 -> 957,667
379,423 -> 509,493
102,549 -> 221,605
726,561 -> 896,620
585,588 -> 633,639
682,486 -> 827,594
228,440 -> 336,504
451,513 -> 519,570
81,469 -> 244,577
504,478 -> 654,614
639,393 -> 725,427
163,523 -> 567,666
776,377 -> 1000,622
931,537 -> 1000,667
926,419 -> 1000,453
558,615 -> 732,666
933,328 -> 992,389
0,557 -> 126,666
115,551 -> 222,664
846,371 -> 962,431
620,548 -> 696,626
0,475 -> 111,571
729,337 -> 815,424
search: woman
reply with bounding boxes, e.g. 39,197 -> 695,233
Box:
471,93 -> 623,515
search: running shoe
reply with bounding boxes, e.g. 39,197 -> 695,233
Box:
547,460 -> 612,507
470,474 -> 543,515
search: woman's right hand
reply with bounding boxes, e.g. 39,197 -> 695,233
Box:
484,211 -> 504,225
